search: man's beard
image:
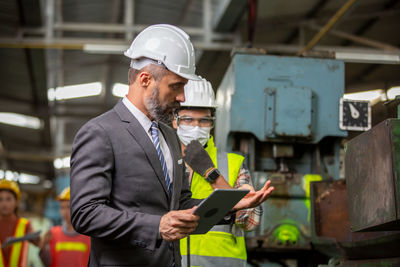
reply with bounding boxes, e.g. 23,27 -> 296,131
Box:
145,86 -> 179,123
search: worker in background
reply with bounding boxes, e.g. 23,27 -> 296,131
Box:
39,187 -> 90,267
0,179 -> 40,267
173,78 -> 265,267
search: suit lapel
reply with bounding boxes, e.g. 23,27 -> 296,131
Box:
114,101 -> 170,199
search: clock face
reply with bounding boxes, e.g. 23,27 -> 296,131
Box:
339,98 -> 371,131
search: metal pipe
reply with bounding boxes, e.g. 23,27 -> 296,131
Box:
0,42 -> 83,50
297,0 -> 358,56
52,22 -> 234,40
1,38 -> 399,65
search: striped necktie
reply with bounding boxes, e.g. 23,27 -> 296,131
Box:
150,121 -> 172,196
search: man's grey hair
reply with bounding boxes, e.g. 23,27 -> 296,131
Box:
128,59 -> 169,85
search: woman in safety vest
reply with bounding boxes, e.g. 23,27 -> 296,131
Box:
173,78 -> 270,267
39,187 -> 90,267
0,179 -> 40,267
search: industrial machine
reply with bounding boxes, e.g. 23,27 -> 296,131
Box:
215,52 -> 400,266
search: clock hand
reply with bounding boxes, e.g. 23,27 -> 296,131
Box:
349,103 -> 360,119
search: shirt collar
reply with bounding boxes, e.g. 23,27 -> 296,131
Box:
122,96 -> 153,133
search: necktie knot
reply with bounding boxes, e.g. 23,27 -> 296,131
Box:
151,121 -> 158,130
150,121 -> 159,135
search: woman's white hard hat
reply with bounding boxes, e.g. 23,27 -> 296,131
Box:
181,77 -> 217,108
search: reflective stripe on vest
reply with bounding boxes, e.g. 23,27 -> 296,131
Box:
182,254 -> 247,267
49,226 -> 91,267
217,148 -> 229,183
0,217 -> 29,267
55,242 -> 88,252
180,136 -> 247,265
0,242 -> 4,267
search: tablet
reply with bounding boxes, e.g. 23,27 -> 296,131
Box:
191,189 -> 249,235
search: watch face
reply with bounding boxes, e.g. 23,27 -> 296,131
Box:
339,98 -> 371,131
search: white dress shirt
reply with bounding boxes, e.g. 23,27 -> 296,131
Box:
122,97 -> 174,183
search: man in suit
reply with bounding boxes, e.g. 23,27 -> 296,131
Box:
70,24 -> 274,267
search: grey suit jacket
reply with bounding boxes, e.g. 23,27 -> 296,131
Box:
70,100 -> 201,267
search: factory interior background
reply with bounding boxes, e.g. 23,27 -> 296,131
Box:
0,0 -> 400,266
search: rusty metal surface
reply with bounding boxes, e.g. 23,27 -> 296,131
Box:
310,180 -> 400,259
313,180 -> 350,242
345,118 -> 400,231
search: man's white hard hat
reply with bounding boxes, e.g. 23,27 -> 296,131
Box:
124,24 -> 201,81
181,77 -> 217,108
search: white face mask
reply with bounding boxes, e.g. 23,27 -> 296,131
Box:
177,125 -> 211,146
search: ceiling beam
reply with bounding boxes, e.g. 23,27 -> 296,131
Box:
253,9 -> 400,34
2,37 -> 399,63
308,24 -> 400,51
342,0 -> 400,46
297,0 -> 359,56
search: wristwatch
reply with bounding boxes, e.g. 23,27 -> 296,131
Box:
205,168 -> 221,183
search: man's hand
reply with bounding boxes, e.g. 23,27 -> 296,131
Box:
159,207 -> 200,242
233,180 -> 274,211
183,140 -> 214,176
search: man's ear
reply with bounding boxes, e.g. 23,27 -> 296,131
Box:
172,117 -> 178,129
138,71 -> 151,87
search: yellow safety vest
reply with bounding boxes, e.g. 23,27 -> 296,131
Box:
180,136 -> 247,267
0,217 -> 29,267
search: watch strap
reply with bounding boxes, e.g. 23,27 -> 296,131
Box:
205,168 -> 221,183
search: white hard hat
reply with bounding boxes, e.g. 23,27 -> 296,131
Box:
124,24 -> 201,81
181,77 -> 217,108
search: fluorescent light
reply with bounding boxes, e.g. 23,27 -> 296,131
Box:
62,156 -> 70,168
48,82 -> 102,101
83,44 -> 128,54
335,52 -> 400,64
53,158 -> 63,169
112,83 -> 129,98
0,112 -> 42,129
1,170 -> 39,184
54,156 -> 70,169
343,89 -> 386,105
387,86 -> 400,100
19,173 -> 40,184
5,171 -> 18,181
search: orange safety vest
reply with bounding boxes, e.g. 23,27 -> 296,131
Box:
0,217 -> 29,267
49,226 -> 90,267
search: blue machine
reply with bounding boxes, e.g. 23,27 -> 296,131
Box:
215,53 -> 347,263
